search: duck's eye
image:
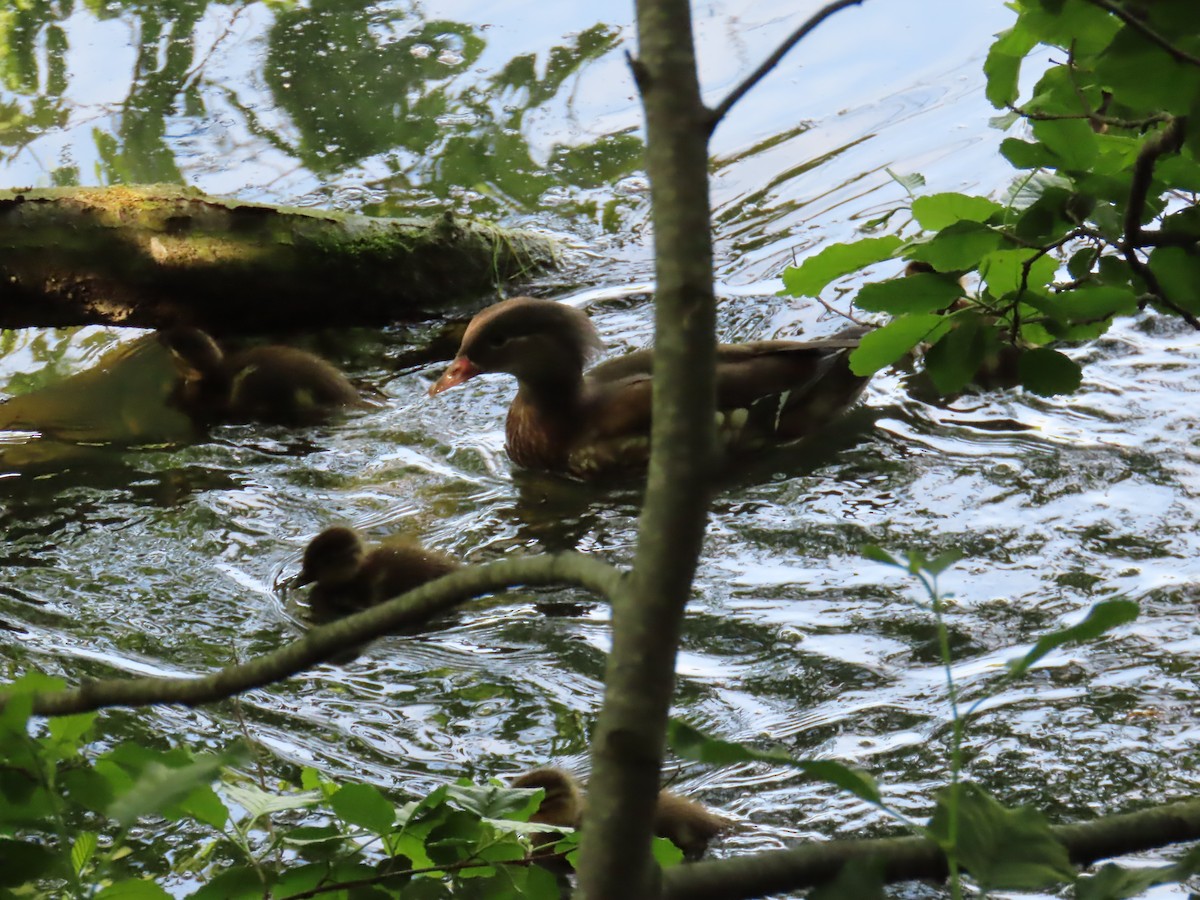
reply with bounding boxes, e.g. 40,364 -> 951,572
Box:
486,332 -> 509,349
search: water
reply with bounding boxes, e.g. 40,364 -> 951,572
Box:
2,1 -> 1198,896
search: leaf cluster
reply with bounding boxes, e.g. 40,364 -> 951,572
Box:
782,0 -> 1200,397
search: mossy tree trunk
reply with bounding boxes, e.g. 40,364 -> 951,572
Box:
0,185 -> 559,333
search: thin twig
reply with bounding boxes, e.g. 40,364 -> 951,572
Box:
706,0 -> 866,134
1079,0 -> 1200,68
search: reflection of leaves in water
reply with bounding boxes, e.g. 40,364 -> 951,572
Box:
266,1 -> 484,172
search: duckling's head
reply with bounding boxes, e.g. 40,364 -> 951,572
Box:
429,298 -> 603,396
159,327 -> 225,376
511,767 -> 584,827
295,527 -> 366,588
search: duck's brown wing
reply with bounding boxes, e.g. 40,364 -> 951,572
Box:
713,335 -> 869,441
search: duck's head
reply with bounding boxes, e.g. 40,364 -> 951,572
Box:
294,526 -> 366,587
428,298 -> 603,396
159,327 -> 225,376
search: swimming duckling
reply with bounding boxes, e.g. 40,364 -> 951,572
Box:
159,327 -> 369,426
294,526 -> 460,619
511,766 -> 733,860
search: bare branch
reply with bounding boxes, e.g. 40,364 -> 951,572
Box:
706,0 -> 866,135
4,553 -> 625,718
662,795 -> 1200,899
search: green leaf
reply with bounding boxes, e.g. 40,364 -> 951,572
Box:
1148,246 -> 1200,315
667,721 -> 880,804
1018,347 -> 1082,396
330,782 -> 396,835
94,880 -> 173,899
929,783 -> 1075,891
1007,598 -> 1138,679
175,785 -> 229,830
912,194 -> 1002,230
1027,286 -> 1138,324
48,712 -> 97,749
984,26 -> 1037,107
908,221 -> 1004,271
779,236 -> 903,297
1076,861 -> 1177,900
1031,118 -> 1098,170
188,866 -> 271,900
924,549 -> 965,576
924,314 -> 1002,394
0,838 -> 61,886
109,751 -> 238,826
861,545 -> 903,568
856,273 -> 964,314
71,831 -> 98,875
849,314 -> 947,376
651,835 -> 685,868
979,249 -> 1058,297
222,782 -> 322,826
1001,138 -> 1060,169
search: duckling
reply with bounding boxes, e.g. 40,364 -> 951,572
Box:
293,526 -> 460,619
159,327 -> 370,426
511,767 -> 733,860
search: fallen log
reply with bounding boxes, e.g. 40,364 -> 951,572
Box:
0,184 -> 560,333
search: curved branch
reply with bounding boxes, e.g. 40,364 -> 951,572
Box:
663,796 -> 1200,900
706,0 -> 866,135
3,553 -> 625,718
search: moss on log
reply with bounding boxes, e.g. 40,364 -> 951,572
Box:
0,185 -> 560,333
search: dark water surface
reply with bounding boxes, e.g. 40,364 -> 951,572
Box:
1,1 -> 1198,896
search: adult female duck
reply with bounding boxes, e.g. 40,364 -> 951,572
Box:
429,297 -> 869,480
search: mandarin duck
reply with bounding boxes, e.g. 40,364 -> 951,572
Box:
428,297 -> 869,479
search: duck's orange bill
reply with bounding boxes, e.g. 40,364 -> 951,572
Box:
429,357 -> 481,396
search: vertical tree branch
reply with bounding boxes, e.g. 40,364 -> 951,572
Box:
576,0 -> 717,896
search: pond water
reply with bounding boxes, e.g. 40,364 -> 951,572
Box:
2,0 -> 1199,896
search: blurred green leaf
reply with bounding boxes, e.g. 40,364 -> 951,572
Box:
1149,246 -> 1200,314
984,26 -> 1037,107
913,193 -> 1002,230
908,221 -> 1004,270
668,721 -> 880,804
71,831 -> 97,875
924,314 -> 1002,394
0,838 -> 61,886
856,273 -> 964,314
809,861 -> 886,899
979,249 -> 1058,297
862,545 -> 903,567
222,781 -> 321,827
1008,599 -> 1138,679
849,314 -> 947,376
109,750 -> 239,827
929,783 -> 1075,891
779,237 -> 903,298
1018,347 -> 1082,395
330,782 -> 396,835
94,880 -> 173,899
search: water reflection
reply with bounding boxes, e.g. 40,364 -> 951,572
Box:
1,0 -> 1199,892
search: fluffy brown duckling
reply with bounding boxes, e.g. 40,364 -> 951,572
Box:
511,767 -> 733,860
428,297 -> 869,479
160,327 -> 369,426
294,526 -> 460,619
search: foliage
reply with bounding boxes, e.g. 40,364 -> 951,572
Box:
668,548 -> 1171,900
0,671 -> 575,898
781,0 -> 1200,398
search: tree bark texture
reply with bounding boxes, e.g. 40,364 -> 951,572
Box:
576,0 -> 717,896
0,185 -> 559,333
